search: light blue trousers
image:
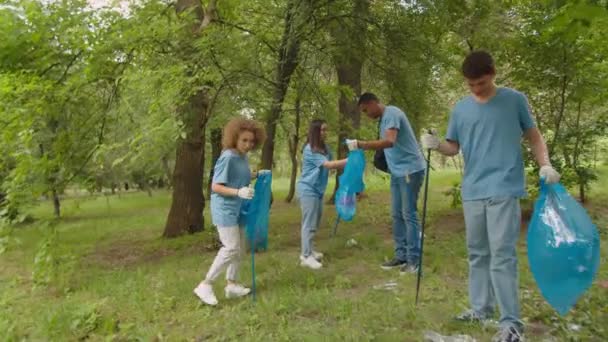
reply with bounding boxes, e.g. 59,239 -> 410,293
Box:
463,196 -> 523,331
300,196 -> 323,257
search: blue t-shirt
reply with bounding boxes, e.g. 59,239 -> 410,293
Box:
380,105 -> 426,177
210,149 -> 251,227
297,144 -> 332,199
446,87 -> 536,201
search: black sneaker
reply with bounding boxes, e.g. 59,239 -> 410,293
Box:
380,258 -> 407,270
491,327 -> 523,342
399,263 -> 419,274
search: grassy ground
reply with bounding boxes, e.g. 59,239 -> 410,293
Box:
1,168 -> 607,341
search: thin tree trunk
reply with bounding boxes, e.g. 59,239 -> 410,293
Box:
207,128 -> 222,200
161,155 -> 173,188
572,100 -> 586,203
285,92 -> 301,203
52,189 -> 60,218
201,125 -> 206,197
261,0 -> 306,170
549,51 -> 569,156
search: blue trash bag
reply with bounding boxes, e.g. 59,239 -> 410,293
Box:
527,181 -> 601,315
335,190 -> 357,222
335,150 -> 365,221
240,172 -> 272,251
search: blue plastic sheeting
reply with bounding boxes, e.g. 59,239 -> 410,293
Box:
335,150 -> 365,221
240,172 -> 272,251
527,181 -> 600,315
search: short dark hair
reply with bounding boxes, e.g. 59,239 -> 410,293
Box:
357,92 -> 379,105
461,50 -> 495,79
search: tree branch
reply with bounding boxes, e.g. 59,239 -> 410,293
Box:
55,50 -> 83,85
39,62 -> 60,77
198,0 -> 218,32
217,19 -> 278,54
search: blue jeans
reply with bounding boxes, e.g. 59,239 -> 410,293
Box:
300,196 -> 323,257
463,197 -> 522,331
390,170 -> 424,264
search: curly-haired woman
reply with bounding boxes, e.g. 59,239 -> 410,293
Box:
194,117 -> 267,306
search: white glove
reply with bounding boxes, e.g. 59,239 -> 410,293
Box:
257,169 -> 271,176
420,130 -> 440,150
345,139 -> 358,151
539,165 -> 560,184
236,186 -> 254,199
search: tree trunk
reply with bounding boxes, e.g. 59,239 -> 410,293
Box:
161,155 -> 173,188
548,54 -> 569,156
329,65 -> 363,202
163,0 -> 217,238
328,0 -> 368,202
285,92 -> 302,203
260,0 -> 306,170
207,128 -> 222,200
52,189 -> 61,218
163,90 -> 209,237
571,100 -> 587,203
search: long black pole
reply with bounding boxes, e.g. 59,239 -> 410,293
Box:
415,148 -> 432,306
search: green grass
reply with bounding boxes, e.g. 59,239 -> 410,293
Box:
1,169 -> 607,341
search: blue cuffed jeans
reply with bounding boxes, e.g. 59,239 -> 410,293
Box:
390,170 -> 424,264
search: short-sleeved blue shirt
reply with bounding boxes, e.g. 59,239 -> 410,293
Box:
297,144 -> 332,199
446,87 -> 536,201
210,149 -> 251,227
380,105 -> 426,177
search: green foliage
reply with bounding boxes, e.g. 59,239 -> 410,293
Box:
0,0 -> 605,213
32,222 -> 76,289
0,0 -> 130,216
31,223 -> 59,287
0,0 -> 607,339
443,182 -> 462,208
506,0 -> 608,198
0,223 -> 15,254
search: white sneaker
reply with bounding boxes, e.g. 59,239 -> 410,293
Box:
194,282 -> 218,306
312,250 -> 324,260
225,283 -> 251,299
300,255 -> 322,269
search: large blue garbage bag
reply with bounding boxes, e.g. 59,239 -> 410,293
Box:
527,181 -> 600,315
335,150 -> 365,221
240,172 -> 272,251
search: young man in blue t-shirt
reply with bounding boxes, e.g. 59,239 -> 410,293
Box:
421,51 -> 560,342
346,93 -> 427,274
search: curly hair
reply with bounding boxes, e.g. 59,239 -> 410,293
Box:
222,117 -> 267,150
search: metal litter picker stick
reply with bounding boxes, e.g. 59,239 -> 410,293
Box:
332,216 -> 340,237
251,237 -> 256,302
415,148 -> 432,306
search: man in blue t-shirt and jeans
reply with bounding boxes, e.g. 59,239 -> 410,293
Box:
421,51 -> 560,342
346,93 -> 427,274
